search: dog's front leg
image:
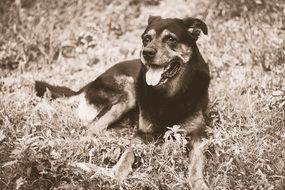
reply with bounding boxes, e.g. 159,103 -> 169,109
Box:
188,136 -> 209,190
181,111 -> 209,189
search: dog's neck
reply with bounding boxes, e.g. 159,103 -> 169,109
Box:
137,46 -> 210,127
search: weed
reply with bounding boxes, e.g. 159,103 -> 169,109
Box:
0,0 -> 284,189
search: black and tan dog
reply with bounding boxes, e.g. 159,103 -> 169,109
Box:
35,16 -> 210,189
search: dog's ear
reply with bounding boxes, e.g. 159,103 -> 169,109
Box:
148,15 -> 161,25
183,17 -> 208,41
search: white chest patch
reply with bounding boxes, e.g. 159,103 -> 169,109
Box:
77,93 -> 99,123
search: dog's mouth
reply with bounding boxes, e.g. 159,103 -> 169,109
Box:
145,59 -> 181,86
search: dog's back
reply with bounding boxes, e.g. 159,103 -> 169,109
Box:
35,59 -> 141,127
35,60 -> 141,99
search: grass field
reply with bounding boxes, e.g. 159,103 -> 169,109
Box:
0,0 -> 284,189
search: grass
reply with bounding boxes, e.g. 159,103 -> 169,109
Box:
0,0 -> 284,189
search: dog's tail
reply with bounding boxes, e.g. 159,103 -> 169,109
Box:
35,81 -> 83,99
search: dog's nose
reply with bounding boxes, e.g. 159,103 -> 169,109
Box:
142,48 -> 157,59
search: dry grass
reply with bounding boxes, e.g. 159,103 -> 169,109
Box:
0,0 -> 284,189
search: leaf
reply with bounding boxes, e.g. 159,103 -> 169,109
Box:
163,130 -> 173,141
113,146 -> 122,161
16,177 -> 25,190
272,157 -> 285,173
272,90 -> 283,96
0,130 -> 5,142
173,133 -> 182,141
89,147 -> 97,157
74,162 -> 102,173
111,147 -> 135,181
3,160 -> 18,167
166,126 -> 174,131
46,128 -> 52,137
61,40 -> 77,48
50,150 -> 61,160
164,130 -> 173,137
74,162 -> 113,179
172,125 -> 181,132
172,125 -> 186,133
89,148 -> 96,163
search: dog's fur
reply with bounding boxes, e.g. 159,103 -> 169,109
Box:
35,16 -> 210,189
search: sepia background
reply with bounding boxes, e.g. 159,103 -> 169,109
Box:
0,0 -> 284,189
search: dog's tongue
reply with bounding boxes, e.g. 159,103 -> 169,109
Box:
146,66 -> 164,86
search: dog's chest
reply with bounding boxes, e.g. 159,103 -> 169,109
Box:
138,87 -> 195,126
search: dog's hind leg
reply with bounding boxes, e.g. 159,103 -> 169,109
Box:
87,98 -> 134,135
86,76 -> 137,135
77,93 -> 101,123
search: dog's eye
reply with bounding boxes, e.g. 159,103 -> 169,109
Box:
166,36 -> 177,43
143,35 -> 152,45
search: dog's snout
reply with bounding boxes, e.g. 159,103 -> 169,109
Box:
142,48 -> 157,59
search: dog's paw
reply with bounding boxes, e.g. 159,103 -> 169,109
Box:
86,127 -> 103,137
190,179 -> 209,190
86,123 -> 109,136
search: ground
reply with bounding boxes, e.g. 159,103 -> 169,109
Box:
0,0 -> 284,189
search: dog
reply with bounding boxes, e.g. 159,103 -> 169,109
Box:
35,16 -> 210,190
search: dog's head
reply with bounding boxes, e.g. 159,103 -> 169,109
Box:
140,16 -> 207,87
